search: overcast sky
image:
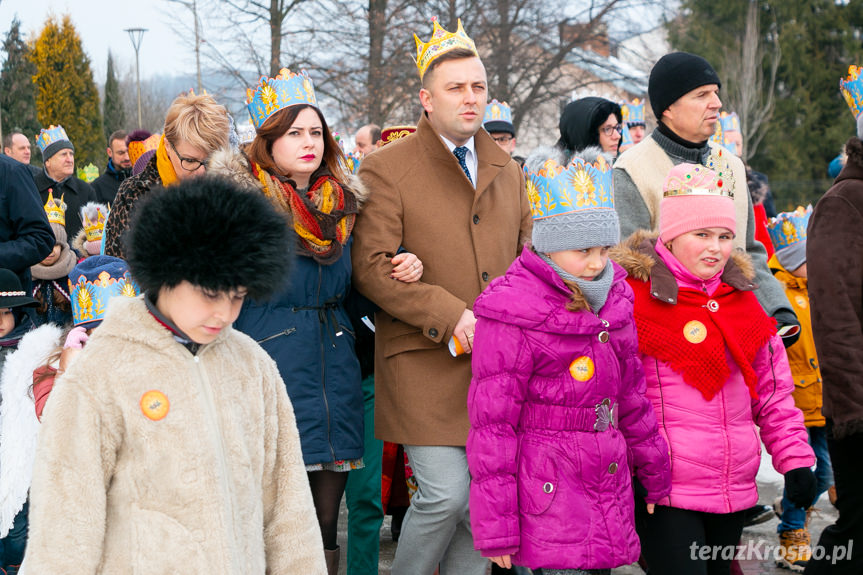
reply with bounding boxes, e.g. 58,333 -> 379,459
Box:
0,0 -> 192,81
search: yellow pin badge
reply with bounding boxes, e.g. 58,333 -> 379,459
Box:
683,320 -> 707,344
569,356 -> 595,382
140,390 -> 170,421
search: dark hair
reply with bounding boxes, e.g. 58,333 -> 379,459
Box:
126,176 -> 292,299
368,124 -> 382,144
422,48 -> 481,88
557,97 -> 622,152
247,104 -> 347,184
107,130 -> 128,148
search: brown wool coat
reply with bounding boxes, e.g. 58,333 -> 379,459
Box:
352,113 -> 532,446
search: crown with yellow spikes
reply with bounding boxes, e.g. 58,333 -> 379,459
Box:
663,163 -> 733,199
43,189 -> 67,227
621,98 -> 645,126
246,68 -> 317,129
80,202 -> 109,243
36,125 -> 70,155
484,99 -> 512,124
77,163 -> 99,183
704,146 -> 736,197
414,18 -> 478,80
840,65 -> 863,119
525,155 -> 614,220
767,205 -> 812,252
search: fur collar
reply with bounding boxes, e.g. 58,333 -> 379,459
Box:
611,230 -> 756,304
524,144 -> 614,174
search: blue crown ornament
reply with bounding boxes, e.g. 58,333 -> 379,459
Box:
36,125 -> 70,154
525,155 -> 614,220
621,98 -> 645,126
484,99 -> 513,125
69,256 -> 140,328
246,68 -> 317,129
767,205 -> 812,252
620,122 -> 633,147
343,151 -> 361,175
719,111 -> 740,134
840,65 -> 863,119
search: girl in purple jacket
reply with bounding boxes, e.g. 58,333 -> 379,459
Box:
613,163 -> 816,575
467,152 -> 672,574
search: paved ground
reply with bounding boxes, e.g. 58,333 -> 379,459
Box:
334,451 -> 838,574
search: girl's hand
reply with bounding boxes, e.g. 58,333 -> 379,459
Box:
490,555 -> 512,569
647,503 -> 656,514
390,252 -> 423,283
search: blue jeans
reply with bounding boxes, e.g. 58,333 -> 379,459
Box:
778,426 -> 833,532
0,499 -> 29,572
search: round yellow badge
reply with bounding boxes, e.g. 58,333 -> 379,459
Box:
140,390 -> 170,421
795,295 -> 808,309
569,356 -> 595,382
683,320 -> 708,344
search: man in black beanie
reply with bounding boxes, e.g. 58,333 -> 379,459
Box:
612,51 -> 798,343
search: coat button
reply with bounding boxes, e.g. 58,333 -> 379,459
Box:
543,482 -> 554,494
598,331 -> 609,343
429,328 -> 438,338
482,271 -> 489,282
608,462 -> 618,474
473,214 -> 480,224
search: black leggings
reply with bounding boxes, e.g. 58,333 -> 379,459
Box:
307,470 -> 349,550
635,505 -> 745,575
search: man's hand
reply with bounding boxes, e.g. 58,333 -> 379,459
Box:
453,309 -> 477,354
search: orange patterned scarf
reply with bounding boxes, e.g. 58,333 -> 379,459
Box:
253,164 -> 357,264
155,135 -> 178,187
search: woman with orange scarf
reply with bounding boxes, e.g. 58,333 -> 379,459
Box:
102,93 -> 230,258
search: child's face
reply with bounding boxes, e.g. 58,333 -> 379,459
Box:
41,244 -> 62,266
0,308 -> 15,338
668,227 -> 734,280
791,263 -> 808,278
549,246 -> 610,281
156,281 -> 247,345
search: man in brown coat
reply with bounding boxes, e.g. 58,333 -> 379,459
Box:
352,19 -> 531,575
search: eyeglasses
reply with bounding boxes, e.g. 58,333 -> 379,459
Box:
167,138 -> 209,171
600,124 -> 623,137
491,135 -> 514,144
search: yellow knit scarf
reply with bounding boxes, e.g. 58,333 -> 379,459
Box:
155,135 -> 179,187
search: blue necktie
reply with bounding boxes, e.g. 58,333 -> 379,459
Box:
453,146 -> 473,184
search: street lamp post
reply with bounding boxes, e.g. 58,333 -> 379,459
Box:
125,27 -> 147,129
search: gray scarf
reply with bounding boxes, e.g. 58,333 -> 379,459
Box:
540,253 -> 614,313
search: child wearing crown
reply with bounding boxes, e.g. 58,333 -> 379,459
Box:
466,154 -> 671,574
72,202 -> 110,258
19,177 -> 327,573
612,163 -> 816,574
30,191 -> 76,326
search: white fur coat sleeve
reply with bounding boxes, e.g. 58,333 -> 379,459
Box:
0,323 -> 63,537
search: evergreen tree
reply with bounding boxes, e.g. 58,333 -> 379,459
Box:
30,15 -> 104,168
0,18 -> 41,148
102,51 -> 126,141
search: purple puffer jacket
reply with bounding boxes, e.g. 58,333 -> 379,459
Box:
467,248 -> 671,571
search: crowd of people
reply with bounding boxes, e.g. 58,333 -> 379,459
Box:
0,17 -> 861,575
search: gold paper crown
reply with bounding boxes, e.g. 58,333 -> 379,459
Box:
81,202 -> 109,243
414,18 -> 478,79
44,189 -> 67,226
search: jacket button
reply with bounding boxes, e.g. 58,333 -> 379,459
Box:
598,331 -> 609,343
429,328 -> 438,338
473,214 -> 480,224
482,271 -> 489,282
608,462 -> 618,474
543,482 -> 554,494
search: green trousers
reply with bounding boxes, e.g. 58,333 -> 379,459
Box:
345,375 -> 384,574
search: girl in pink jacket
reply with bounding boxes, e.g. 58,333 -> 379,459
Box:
613,163 -> 816,575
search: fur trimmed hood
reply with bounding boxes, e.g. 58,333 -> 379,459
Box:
207,147 -> 370,206
611,230 -> 756,303
524,144 -> 614,175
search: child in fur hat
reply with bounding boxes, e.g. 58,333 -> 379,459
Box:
20,176 -> 327,574
30,191 -> 76,326
613,163 -> 816,575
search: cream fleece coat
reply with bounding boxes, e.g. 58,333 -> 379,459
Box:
20,296 -> 327,574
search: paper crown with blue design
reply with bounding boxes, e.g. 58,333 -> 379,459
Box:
36,125 -> 74,161
620,122 -> 633,147
69,255 -> 140,328
414,18 -> 478,80
840,65 -> 863,119
43,189 -> 66,227
484,99 -> 515,135
246,68 -> 317,129
343,151 -> 361,175
719,111 -> 740,134
621,98 -> 645,126
768,205 -> 812,252
525,154 -> 619,253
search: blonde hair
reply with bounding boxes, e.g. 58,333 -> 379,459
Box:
163,93 -> 230,154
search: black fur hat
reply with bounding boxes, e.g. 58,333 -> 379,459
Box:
125,176 -> 291,300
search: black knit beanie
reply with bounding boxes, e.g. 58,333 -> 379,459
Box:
648,52 -> 722,120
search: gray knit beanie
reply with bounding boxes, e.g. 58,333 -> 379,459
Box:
532,209 -> 620,253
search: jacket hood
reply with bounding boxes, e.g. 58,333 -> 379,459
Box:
475,247 -> 631,334
768,253 -> 806,290
207,147 -> 370,206
557,97 -> 622,153
611,230 -> 756,303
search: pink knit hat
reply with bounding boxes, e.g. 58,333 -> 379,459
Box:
659,163 -> 736,242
